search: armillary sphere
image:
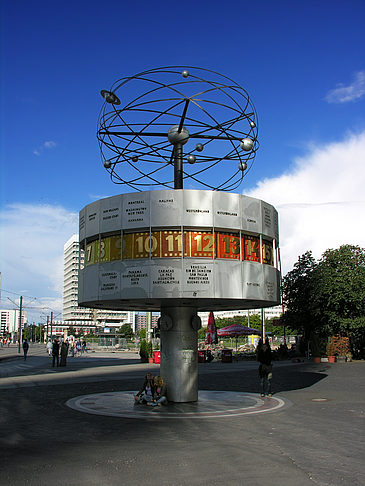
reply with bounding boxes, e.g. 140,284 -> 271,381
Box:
97,66 -> 259,191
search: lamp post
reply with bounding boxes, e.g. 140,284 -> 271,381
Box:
17,296 -> 23,353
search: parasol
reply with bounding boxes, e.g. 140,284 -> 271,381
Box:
205,311 -> 218,345
217,324 -> 260,350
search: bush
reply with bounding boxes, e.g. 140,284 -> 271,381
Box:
139,339 -> 152,362
327,335 -> 350,356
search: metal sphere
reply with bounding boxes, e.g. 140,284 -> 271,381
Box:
168,125 -> 189,145
100,90 -> 121,105
240,138 -> 254,151
238,161 -> 248,171
97,66 -> 259,191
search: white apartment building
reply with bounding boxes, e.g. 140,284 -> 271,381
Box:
0,309 -> 27,338
63,235 -> 135,328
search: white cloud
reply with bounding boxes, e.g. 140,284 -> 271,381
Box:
246,131 -> 365,274
43,140 -> 57,149
0,204 -> 78,320
325,71 -> 365,103
33,140 -> 57,156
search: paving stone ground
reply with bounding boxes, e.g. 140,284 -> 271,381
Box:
0,348 -> 364,486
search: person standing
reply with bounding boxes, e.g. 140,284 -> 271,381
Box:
52,338 -> 60,367
22,339 -> 29,360
75,339 -> 82,356
59,339 -> 69,367
256,338 -> 273,397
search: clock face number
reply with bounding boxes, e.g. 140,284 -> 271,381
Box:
262,240 -> 274,265
135,234 -> 158,254
124,232 -> 161,259
218,233 -> 241,259
85,240 -> 99,266
244,236 -> 260,262
191,232 -> 215,258
162,231 -> 185,257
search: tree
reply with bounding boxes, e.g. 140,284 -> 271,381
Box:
138,328 -> 146,339
282,251 -> 318,341
282,246 -> 365,354
117,323 -> 134,339
313,245 -> 365,343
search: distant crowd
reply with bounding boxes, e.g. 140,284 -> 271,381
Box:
46,338 -> 88,367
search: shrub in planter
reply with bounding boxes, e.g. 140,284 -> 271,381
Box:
139,339 -> 149,362
139,339 -> 153,362
327,335 -> 350,358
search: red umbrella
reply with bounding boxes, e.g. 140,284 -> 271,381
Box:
205,311 -> 218,345
217,324 -> 260,350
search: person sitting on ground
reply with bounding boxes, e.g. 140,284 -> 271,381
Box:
135,373 -> 155,404
149,376 -> 168,407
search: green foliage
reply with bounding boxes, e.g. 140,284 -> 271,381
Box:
247,314 -> 262,328
23,324 -> 44,341
215,315 -> 248,328
117,323 -> 134,339
312,245 -> 365,336
139,339 -> 153,361
283,245 -> 365,351
198,327 -> 206,340
310,333 -> 327,357
138,328 -> 146,339
282,251 -> 318,339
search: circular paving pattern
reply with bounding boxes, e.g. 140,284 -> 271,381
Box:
66,391 -> 290,419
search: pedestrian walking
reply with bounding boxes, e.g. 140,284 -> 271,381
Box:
52,338 -> 60,367
22,339 -> 29,360
75,339 -> 82,356
46,340 -> 52,357
256,338 -> 273,397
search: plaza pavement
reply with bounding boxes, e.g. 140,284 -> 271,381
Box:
0,346 -> 364,486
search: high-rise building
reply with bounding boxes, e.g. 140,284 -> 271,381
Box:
0,309 -> 27,339
63,235 -> 135,327
135,313 -> 159,333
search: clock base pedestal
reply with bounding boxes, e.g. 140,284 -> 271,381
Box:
160,306 -> 199,403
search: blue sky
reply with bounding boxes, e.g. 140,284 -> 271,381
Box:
1,0 -> 365,322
